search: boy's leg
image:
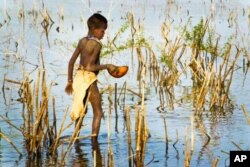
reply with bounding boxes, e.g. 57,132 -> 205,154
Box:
89,81 -> 103,140
75,87 -> 89,133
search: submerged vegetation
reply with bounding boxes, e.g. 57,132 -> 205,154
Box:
1,0 -> 250,167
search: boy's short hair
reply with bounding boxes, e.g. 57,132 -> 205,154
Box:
87,13 -> 108,30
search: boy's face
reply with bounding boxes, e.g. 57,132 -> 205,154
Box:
93,28 -> 106,40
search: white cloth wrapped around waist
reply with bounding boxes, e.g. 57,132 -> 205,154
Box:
70,70 -> 97,121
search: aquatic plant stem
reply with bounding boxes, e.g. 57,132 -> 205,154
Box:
0,131 -> 22,156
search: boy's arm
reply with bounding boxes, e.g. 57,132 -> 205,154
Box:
67,40 -> 81,82
83,40 -> 110,72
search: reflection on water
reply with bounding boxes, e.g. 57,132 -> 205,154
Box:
1,0 -> 250,167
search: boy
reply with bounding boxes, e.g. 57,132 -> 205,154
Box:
65,13 -> 116,141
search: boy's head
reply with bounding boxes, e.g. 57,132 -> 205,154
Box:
87,13 -> 108,30
87,13 -> 107,40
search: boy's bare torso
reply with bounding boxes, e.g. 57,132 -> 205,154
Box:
78,37 -> 101,74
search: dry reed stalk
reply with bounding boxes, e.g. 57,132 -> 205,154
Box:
141,61 -> 149,137
241,105 -> 250,125
108,146 -> 114,167
135,60 -> 149,167
157,73 -> 166,112
40,46 -> 46,69
20,77 -> 34,150
29,69 -> 52,154
127,12 -> 136,70
190,114 -> 195,152
35,69 -> 41,113
60,134 -> 95,143
108,97 -> 114,167
127,88 -> 142,98
127,12 -> 136,38
140,122 -> 148,166
125,106 -> 133,166
224,48 -> 241,95
136,114 -> 142,152
195,116 -> 211,146
30,92 -> 47,153
117,82 -> 126,102
114,83 -> 118,122
189,58 -> 205,85
51,107 -> 70,155
23,77 -> 34,117
123,82 -> 127,113
231,141 -> 243,150
212,158 -> 219,167
162,116 -> 168,152
135,104 -> 139,143
136,48 -> 143,94
108,86 -> 113,143
114,83 -> 119,132
40,8 -> 54,26
136,151 -> 142,167
51,103 -> 69,155
4,78 -> 22,85
52,96 -> 57,137
195,71 -> 212,112
0,131 -> 22,156
43,81 -> 52,147
221,45 -> 231,79
62,122 -> 74,132
209,46 -> 241,109
184,127 -> 191,167
0,115 -> 23,133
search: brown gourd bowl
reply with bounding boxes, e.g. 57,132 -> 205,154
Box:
108,66 -> 128,78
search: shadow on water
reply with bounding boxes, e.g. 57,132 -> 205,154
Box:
25,152 -> 44,167
22,139 -> 101,167
91,140 -> 102,167
72,142 -> 89,167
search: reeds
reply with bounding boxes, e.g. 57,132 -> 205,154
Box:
101,12 -> 245,166
107,85 -> 114,167
162,116 -> 169,153
1,67 -> 59,157
135,56 -> 149,167
241,105 -> 250,125
1,47 -> 74,165
125,106 -> 133,166
184,127 -> 192,167
212,158 -> 219,167
158,17 -> 242,113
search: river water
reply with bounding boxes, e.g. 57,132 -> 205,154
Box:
0,0 -> 250,167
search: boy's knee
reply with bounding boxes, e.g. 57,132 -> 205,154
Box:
95,111 -> 103,118
97,111 -> 103,117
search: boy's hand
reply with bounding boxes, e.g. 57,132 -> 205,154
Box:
65,82 -> 73,95
107,64 -> 117,72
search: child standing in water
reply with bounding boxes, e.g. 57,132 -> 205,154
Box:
65,13 -> 116,141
